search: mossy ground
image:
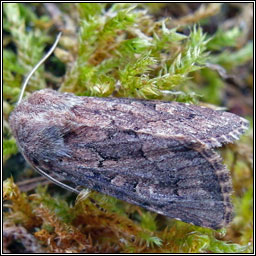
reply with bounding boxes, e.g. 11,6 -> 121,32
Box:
3,3 -> 253,253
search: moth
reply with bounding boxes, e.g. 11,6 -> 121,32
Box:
9,88 -> 249,229
8,34 -> 249,229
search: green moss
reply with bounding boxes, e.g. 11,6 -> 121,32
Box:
3,3 -> 48,98
210,42 -> 253,70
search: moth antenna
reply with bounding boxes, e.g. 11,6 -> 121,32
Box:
16,32 -> 81,194
34,166 -> 81,194
17,32 -> 62,105
19,148 -> 81,194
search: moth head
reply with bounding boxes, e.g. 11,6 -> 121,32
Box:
9,32 -> 64,155
7,33 -> 81,194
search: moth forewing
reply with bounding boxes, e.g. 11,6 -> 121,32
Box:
9,89 -> 249,229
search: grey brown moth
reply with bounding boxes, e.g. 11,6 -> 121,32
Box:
9,34 -> 249,230
9,89 -> 249,229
